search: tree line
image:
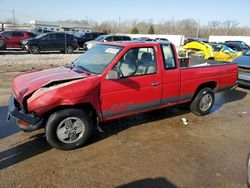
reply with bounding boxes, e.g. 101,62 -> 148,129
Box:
83,18 -> 250,38
2,18 -> 250,38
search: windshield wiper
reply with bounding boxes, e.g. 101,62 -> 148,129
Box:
75,65 -> 92,74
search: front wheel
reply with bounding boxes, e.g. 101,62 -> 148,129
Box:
190,87 -> 215,116
45,108 -> 93,150
29,45 -> 40,54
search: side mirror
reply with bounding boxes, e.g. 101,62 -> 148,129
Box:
106,69 -> 120,80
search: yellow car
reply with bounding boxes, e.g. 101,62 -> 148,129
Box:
181,41 -> 241,62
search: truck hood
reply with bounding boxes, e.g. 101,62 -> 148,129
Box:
12,67 -> 87,104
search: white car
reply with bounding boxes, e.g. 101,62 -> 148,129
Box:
83,34 -> 131,50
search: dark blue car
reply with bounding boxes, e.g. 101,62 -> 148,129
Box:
21,32 -> 78,54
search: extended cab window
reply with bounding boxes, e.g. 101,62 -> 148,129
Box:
161,45 -> 176,69
118,47 -> 156,77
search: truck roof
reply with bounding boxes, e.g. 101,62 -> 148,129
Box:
102,41 -> 172,48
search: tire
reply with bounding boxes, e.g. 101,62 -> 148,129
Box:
29,45 -> 40,54
190,87 -> 215,116
65,45 -> 74,54
45,108 -> 93,150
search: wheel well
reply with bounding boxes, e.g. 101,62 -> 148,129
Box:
30,44 -> 40,50
193,81 -> 217,98
43,103 -> 98,127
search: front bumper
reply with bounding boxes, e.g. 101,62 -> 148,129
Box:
8,96 -> 43,131
238,73 -> 250,87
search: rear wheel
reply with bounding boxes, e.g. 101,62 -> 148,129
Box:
65,45 -> 74,54
45,108 -> 93,150
190,87 -> 215,116
29,45 -> 40,54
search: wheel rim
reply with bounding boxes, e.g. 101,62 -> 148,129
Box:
32,46 -> 39,53
199,93 -> 213,112
66,46 -> 73,53
56,117 -> 85,144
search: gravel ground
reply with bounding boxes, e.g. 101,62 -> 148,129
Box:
0,50 -> 82,72
0,51 -> 250,188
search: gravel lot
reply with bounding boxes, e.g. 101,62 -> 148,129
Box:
0,50 -> 250,188
0,50 -> 82,72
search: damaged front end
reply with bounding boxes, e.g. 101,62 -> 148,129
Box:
8,78 -> 84,132
8,96 -> 43,132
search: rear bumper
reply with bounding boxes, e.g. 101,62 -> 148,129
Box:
8,96 -> 43,131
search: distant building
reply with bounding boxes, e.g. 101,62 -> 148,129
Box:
1,20 -> 91,33
2,23 -> 31,30
30,20 -> 91,33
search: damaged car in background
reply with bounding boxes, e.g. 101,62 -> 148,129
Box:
179,41 -> 241,62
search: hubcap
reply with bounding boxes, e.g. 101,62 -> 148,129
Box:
199,93 -> 213,112
32,46 -> 39,53
56,117 -> 85,144
66,46 -> 73,53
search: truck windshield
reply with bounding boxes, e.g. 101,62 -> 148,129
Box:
73,44 -> 123,74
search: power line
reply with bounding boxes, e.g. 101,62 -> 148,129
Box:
0,8 -> 52,22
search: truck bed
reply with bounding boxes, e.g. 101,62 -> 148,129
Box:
178,57 -> 238,95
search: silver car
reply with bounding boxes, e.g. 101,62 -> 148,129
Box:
84,35 -> 131,50
233,53 -> 250,87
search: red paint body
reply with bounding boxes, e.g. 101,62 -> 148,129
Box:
0,30 -> 35,48
11,42 -> 238,124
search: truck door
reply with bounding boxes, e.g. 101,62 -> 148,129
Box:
101,46 -> 162,120
160,44 -> 181,106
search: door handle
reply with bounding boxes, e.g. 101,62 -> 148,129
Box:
151,82 -> 159,86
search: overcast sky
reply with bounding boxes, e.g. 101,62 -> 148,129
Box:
1,0 -> 250,26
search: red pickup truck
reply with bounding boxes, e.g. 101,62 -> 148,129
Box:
8,41 -> 238,150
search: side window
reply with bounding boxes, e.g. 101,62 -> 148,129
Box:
105,36 -> 113,42
28,32 -> 36,37
161,45 -> 176,69
123,36 -> 131,41
85,33 -> 91,39
117,47 -> 157,77
92,33 -> 98,39
2,31 -> 13,38
13,32 -> 24,37
113,36 -> 122,41
55,33 -> 65,40
42,34 -> 55,40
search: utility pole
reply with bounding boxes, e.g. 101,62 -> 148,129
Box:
196,20 -> 200,38
118,16 -> 121,33
12,9 -> 16,28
